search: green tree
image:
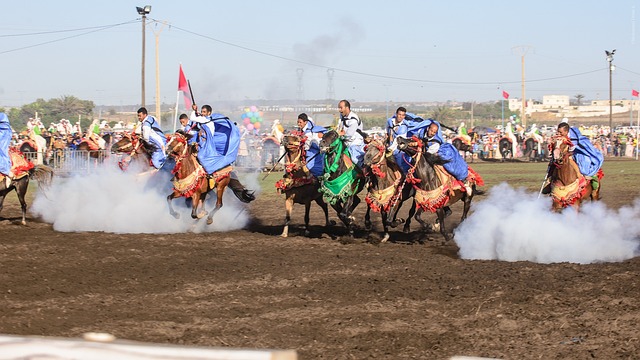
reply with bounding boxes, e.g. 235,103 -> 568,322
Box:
574,94 -> 585,106
431,105 -> 454,123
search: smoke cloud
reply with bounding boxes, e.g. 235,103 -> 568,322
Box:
454,183 -> 640,264
31,159 -> 254,234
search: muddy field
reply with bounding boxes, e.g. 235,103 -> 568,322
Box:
1,160 -> 639,359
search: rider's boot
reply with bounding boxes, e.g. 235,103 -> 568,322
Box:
591,178 -> 600,190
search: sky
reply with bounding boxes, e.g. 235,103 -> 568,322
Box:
2,0 -> 640,108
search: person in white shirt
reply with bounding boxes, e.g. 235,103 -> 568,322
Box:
336,99 -> 365,167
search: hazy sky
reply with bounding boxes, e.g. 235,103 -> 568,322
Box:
1,0 -> 639,108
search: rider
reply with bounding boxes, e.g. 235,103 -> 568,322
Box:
179,113 -> 199,144
86,118 -> 105,150
527,123 -> 544,154
136,107 -> 167,169
337,99 -> 365,167
553,121 -> 604,190
504,117 -> 518,157
297,113 -> 327,177
386,107 -> 422,173
0,112 -> 14,186
457,121 -> 472,145
190,103 -> 241,176
424,121 -> 473,197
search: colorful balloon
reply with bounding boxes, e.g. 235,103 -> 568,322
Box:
246,123 -> 254,131
253,122 -> 261,129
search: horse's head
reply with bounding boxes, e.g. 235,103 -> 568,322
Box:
319,130 -> 340,154
165,131 -> 190,158
363,138 -> 386,167
111,132 -> 136,153
281,131 -> 304,153
550,135 -> 572,165
396,136 -> 423,156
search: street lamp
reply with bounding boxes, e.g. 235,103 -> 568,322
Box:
606,49 -> 616,138
137,5 -> 151,107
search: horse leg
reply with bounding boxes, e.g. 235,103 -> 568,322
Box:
0,192 -> 5,220
414,208 -> 430,231
303,201 -> 311,237
15,179 -> 28,225
403,200 -> 417,233
380,210 -> 390,243
461,193 -> 473,221
281,195 -> 294,238
206,186 -> 225,225
315,197 -> 334,227
167,192 -> 181,219
437,208 -> 450,242
364,204 -> 372,231
194,192 -> 208,220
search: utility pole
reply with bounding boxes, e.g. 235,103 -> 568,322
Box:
136,6 -> 152,107
151,20 -> 168,127
606,50 -> 616,139
512,45 -> 532,127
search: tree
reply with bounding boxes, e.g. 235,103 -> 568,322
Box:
431,105 -> 453,124
574,94 -> 585,106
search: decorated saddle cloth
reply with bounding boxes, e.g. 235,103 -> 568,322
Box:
172,158 -> 233,198
0,148 -> 34,182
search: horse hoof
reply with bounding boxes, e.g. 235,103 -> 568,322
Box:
304,230 -> 311,237
381,234 -> 390,243
403,225 -> 410,233
281,233 -> 288,238
172,213 -> 180,219
364,222 -> 372,231
21,220 -> 26,226
206,218 -> 213,225
329,220 -> 336,226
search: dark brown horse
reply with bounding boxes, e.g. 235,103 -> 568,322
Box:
0,148 -> 54,225
318,130 -> 366,236
397,136 -> 481,241
547,136 -> 602,212
165,131 -> 254,225
362,138 -> 416,242
111,132 -> 155,171
276,132 -> 332,237
76,133 -> 111,161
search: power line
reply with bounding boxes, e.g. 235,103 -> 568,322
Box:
0,21 -> 137,37
0,20 -> 138,55
166,20 -> 606,86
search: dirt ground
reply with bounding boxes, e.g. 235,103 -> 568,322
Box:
1,161 -> 640,359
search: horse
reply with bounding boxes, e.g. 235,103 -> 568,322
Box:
451,131 -> 476,163
396,136 -> 483,241
523,136 -> 544,162
362,138 -> 416,242
165,131 -> 255,225
318,130 -> 366,237
110,132 -> 155,171
276,132 -> 332,237
547,136 -> 602,212
0,148 -> 54,225
76,133 -> 111,161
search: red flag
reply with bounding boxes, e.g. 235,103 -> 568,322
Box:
502,90 -> 509,99
633,89 -> 639,97
178,64 -> 193,110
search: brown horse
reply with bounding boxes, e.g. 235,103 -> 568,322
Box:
76,133 -> 111,161
548,136 -> 602,212
276,133 -> 332,237
397,136 -> 482,241
0,148 -> 54,225
165,131 -> 254,225
362,138 -> 416,242
110,132 -> 154,171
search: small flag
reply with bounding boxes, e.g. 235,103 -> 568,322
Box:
178,64 -> 193,110
633,89 -> 639,97
502,90 -> 509,99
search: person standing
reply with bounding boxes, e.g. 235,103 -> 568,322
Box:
0,112 -> 14,186
336,99 -> 365,167
136,107 -> 167,169
504,118 -> 518,157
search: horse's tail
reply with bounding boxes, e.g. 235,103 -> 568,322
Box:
228,178 -> 256,203
29,164 -> 55,191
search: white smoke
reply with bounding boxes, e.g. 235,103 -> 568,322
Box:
31,159 -> 254,234
454,183 -> 640,264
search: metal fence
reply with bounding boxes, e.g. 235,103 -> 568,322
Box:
22,150 -> 110,176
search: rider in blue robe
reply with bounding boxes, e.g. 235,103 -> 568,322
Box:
137,107 -> 167,169
566,125 -> 603,177
424,120 -> 469,182
191,105 -> 240,175
0,112 -> 13,179
297,113 -> 326,177
386,108 -> 423,173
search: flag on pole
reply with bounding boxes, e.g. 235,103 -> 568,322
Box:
502,90 -> 509,99
178,64 -> 192,110
632,89 -> 639,97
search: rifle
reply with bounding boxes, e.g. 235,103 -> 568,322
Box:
261,152 -> 287,180
537,160 -> 553,199
188,80 -> 200,116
